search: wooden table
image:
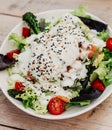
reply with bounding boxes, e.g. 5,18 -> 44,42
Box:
0,0 -> 112,130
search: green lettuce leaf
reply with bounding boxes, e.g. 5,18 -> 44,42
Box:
97,30 -> 110,41
9,33 -> 28,51
15,86 -> 47,114
71,5 -> 91,18
91,59 -> 112,86
66,100 -> 91,108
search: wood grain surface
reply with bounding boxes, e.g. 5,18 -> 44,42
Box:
0,0 -> 112,130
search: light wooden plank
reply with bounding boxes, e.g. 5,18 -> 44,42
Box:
0,15 -> 20,44
0,125 -> 18,130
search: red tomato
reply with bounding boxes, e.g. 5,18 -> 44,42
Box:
22,27 -> 30,38
48,97 -> 66,115
15,82 -> 24,91
106,37 -> 112,51
91,79 -> 105,91
6,49 -> 20,61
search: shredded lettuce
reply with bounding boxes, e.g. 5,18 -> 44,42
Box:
31,100 -> 47,114
90,46 -> 112,86
71,5 -> 91,18
9,33 -> 28,51
103,48 -> 112,61
103,75 -> 112,87
16,86 -> 47,114
97,30 -> 110,41
93,61 -> 109,80
93,53 -> 104,67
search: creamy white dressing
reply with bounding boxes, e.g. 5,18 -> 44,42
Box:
9,13 -> 106,107
26,14 -> 89,81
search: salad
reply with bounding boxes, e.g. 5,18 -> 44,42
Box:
0,5 -> 112,115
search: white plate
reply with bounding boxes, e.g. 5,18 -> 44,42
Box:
0,9 -> 112,120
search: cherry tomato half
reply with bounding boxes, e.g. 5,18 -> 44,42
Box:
22,27 -> 30,38
15,82 -> 24,91
106,37 -> 112,51
48,97 -> 66,115
91,79 -> 105,91
6,49 -> 20,61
